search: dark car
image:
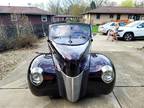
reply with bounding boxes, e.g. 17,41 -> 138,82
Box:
27,23 -> 116,102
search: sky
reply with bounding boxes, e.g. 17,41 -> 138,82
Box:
0,0 -> 128,6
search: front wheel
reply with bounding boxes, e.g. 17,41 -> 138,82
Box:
123,32 -> 134,41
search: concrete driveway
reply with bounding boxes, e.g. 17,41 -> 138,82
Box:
0,35 -> 144,108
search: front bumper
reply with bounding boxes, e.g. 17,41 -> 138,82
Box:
117,32 -> 125,38
28,54 -> 115,102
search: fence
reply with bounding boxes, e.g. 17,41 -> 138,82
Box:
0,23 -> 49,38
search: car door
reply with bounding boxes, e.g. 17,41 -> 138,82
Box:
134,23 -> 144,37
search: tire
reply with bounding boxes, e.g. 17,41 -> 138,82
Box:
123,32 -> 134,41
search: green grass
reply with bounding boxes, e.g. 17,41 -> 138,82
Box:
92,25 -> 99,33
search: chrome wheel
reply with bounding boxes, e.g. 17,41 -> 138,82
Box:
124,33 -> 134,41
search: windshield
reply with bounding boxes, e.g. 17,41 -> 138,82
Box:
49,24 -> 91,45
126,21 -> 142,27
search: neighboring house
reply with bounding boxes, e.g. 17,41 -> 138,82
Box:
53,15 -> 81,23
82,6 -> 144,25
0,6 -> 54,37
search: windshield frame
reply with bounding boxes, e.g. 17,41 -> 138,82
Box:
48,23 -> 92,45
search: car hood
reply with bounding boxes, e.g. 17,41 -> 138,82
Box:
118,26 -> 132,30
52,40 -> 90,61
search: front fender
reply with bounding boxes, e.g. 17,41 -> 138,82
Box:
27,54 -> 59,96
87,53 -> 116,95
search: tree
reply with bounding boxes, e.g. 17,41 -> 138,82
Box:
104,1 -> 117,6
70,4 -> 86,16
62,0 -> 87,15
90,1 -> 96,9
121,0 -> 134,7
135,0 -> 144,7
47,0 -> 63,14
91,0 -> 107,8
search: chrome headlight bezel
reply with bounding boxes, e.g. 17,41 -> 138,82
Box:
30,67 -> 43,86
101,65 -> 114,84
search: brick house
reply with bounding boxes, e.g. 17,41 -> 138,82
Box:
82,6 -> 144,25
0,6 -> 54,37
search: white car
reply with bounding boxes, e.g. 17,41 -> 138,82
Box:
117,20 -> 144,41
99,22 -> 126,34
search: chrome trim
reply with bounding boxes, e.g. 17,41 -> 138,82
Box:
60,70 -> 84,102
30,67 -> 43,86
101,65 -> 114,83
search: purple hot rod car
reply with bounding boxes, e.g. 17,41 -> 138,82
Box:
27,23 -> 116,102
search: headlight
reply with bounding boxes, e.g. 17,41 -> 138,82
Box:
30,67 -> 43,86
101,65 -> 114,83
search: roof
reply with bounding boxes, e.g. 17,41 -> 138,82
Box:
83,6 -> 144,14
0,6 -> 54,15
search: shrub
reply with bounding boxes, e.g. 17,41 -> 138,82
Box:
0,35 -> 38,52
0,15 -> 39,52
14,35 -> 38,48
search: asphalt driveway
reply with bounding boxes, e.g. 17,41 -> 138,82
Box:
0,35 -> 144,108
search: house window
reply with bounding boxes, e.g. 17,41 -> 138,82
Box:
11,14 -> 17,21
110,14 -> 114,19
135,15 -> 140,20
128,15 -> 133,19
41,15 -> 47,22
96,14 -> 100,19
117,14 -> 121,20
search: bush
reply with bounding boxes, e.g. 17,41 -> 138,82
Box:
0,14 -> 39,52
92,25 -> 99,33
0,35 -> 38,52
14,35 -> 38,48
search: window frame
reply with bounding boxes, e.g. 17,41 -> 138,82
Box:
41,15 -> 48,22
11,14 -> 17,21
117,14 -> 121,20
110,14 -> 114,19
96,14 -> 100,19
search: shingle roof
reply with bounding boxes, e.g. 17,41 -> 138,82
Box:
84,6 -> 144,14
0,6 -> 54,15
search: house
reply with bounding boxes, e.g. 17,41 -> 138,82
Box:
53,15 -> 81,23
82,6 -> 144,25
0,6 -> 54,37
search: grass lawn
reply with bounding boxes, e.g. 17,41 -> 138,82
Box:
92,25 -> 99,33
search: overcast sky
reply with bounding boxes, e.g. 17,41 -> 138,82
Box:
0,0 -> 129,6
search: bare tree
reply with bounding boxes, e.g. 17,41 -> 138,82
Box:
103,1 -> 117,6
135,0 -> 144,7
89,0 -> 107,8
47,0 -> 63,14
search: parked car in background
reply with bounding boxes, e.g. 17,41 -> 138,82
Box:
99,22 -> 126,35
117,20 -> 144,41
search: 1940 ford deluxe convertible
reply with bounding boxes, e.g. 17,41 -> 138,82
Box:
27,23 -> 116,102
